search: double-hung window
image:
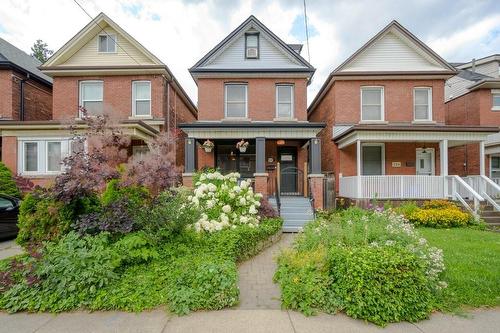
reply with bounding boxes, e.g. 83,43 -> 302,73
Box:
245,33 -> 259,59
414,87 -> 432,121
225,84 -> 247,118
276,85 -> 294,118
98,34 -> 116,53
132,81 -> 151,117
361,87 -> 384,121
79,81 -> 103,116
19,139 -> 70,175
492,89 -> 500,111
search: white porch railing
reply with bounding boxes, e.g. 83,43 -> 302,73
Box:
461,175 -> 500,211
446,175 -> 484,217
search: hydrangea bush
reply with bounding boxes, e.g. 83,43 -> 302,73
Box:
189,171 -> 262,232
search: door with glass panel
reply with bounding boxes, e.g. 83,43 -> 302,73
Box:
416,149 -> 434,176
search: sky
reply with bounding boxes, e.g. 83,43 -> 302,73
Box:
1,0 -> 499,105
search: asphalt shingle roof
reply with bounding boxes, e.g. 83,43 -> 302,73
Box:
0,37 -> 53,84
456,68 -> 492,82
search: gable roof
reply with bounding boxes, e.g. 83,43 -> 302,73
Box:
308,20 -> 456,114
0,37 -> 52,85
456,54 -> 500,70
190,15 -> 314,76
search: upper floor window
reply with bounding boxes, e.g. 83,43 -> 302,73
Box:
245,33 -> 259,59
19,139 -> 70,175
225,84 -> 247,118
79,81 -> 103,116
361,87 -> 384,121
276,85 -> 294,118
492,89 -> 500,111
414,87 -> 432,121
132,81 -> 151,117
98,34 -> 116,53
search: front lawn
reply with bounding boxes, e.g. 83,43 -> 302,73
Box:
419,227 -> 500,311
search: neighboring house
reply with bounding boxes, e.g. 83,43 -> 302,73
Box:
0,37 -> 53,163
445,55 -> 500,181
0,13 -> 197,187
179,16 -> 326,209
308,21 -> 498,212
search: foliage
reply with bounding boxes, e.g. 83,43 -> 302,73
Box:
16,191 -> 74,246
0,161 -> 21,198
13,175 -> 35,195
190,171 -> 263,232
112,231 -> 159,265
274,208 -> 445,326
74,198 -> 135,235
419,228 -> 500,312
397,200 -> 474,228
30,39 -> 53,63
122,132 -> 180,195
258,197 -> 279,218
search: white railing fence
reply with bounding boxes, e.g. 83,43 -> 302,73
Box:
462,175 -> 500,211
338,176 -> 359,199
447,175 -> 483,217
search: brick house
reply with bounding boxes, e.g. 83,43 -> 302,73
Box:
0,37 -> 53,164
179,16 -> 325,229
445,55 -> 500,180
0,13 -> 197,187
308,21 -> 498,214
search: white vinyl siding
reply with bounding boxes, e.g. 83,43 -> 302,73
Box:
276,85 -> 294,118
79,81 -> 103,116
414,87 -> 432,121
132,81 -> 151,117
98,34 -> 117,53
361,87 -> 384,121
62,27 -> 154,66
225,84 -> 247,118
341,31 -> 444,72
18,139 -> 71,175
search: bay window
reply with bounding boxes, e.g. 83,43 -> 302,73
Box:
414,87 -> 432,121
79,81 -> 103,116
132,81 -> 151,117
361,87 -> 384,121
225,84 -> 247,118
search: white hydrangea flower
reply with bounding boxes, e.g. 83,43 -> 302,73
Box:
222,205 -> 231,213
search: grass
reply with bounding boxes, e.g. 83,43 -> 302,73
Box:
419,227 -> 500,311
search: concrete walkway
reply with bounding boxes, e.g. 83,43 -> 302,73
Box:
0,240 -> 22,260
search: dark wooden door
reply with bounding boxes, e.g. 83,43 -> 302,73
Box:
278,147 -> 297,194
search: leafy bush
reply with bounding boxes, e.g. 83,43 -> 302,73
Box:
274,208 -> 445,326
258,197 -> 279,218
16,191 -> 74,246
101,179 -> 149,210
0,162 -> 21,198
421,199 -> 457,210
112,231 -> 159,265
190,171 -> 263,232
397,200 -> 474,228
75,198 -> 135,235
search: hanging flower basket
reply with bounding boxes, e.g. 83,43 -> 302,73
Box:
236,139 -> 249,153
201,139 -> 214,153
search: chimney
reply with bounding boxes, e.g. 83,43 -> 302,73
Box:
471,58 -> 476,72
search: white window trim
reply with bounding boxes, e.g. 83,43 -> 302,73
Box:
275,84 -> 294,119
132,81 -> 152,117
490,155 -> 500,180
224,83 -> 248,119
413,87 -> 433,121
97,34 -> 117,53
360,86 -> 385,122
361,143 -> 385,175
79,80 -> 104,117
18,138 -> 71,176
491,90 -> 500,111
415,148 -> 435,175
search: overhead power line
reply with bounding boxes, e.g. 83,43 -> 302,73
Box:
303,0 -> 311,63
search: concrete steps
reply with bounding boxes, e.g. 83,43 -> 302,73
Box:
480,205 -> 500,226
269,196 -> 314,232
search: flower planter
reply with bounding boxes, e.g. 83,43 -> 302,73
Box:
239,147 -> 247,153
203,147 -> 213,153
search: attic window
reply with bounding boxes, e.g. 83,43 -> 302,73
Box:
98,34 -> 117,53
245,33 -> 259,59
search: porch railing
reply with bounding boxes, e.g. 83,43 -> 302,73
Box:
461,175 -> 500,211
447,175 -> 484,217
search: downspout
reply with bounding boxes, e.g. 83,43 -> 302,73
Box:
166,79 -> 170,135
20,73 -> 30,121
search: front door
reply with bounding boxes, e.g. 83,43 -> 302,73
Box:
278,147 -> 297,194
416,149 -> 434,175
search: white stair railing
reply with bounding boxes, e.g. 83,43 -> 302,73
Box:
462,175 -> 500,211
447,175 -> 484,218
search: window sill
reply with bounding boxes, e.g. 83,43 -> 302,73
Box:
273,117 -> 297,122
129,116 -> 153,120
412,120 -> 436,124
222,118 -> 252,122
359,120 -> 388,124
491,107 -> 500,111
18,173 -> 60,178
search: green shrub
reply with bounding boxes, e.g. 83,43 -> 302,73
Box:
407,207 -> 471,228
16,192 -> 74,246
101,179 -> 149,213
0,162 -> 20,198
421,199 -> 457,210
112,231 -> 159,265
329,245 -> 433,325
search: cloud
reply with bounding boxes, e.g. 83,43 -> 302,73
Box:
0,0 -> 498,106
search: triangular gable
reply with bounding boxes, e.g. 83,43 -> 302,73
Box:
42,13 -> 163,68
335,21 -> 456,73
190,16 -> 314,72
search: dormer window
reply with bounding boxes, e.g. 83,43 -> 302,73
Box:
98,34 -> 116,53
245,33 -> 259,59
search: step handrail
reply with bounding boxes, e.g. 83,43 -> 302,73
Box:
480,175 -> 500,211
448,175 -> 484,218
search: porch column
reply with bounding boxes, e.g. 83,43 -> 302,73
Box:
440,139 -> 448,197
254,137 -> 268,198
182,137 -> 196,188
308,138 -> 324,210
356,140 -> 361,198
479,141 -> 485,176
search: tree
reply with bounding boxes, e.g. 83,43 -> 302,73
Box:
0,161 -> 21,198
30,39 -> 53,63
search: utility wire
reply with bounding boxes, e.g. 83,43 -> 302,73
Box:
303,0 -> 311,63
72,0 -> 141,65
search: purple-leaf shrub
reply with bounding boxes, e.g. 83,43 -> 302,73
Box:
258,198 -> 279,218
75,198 -> 135,235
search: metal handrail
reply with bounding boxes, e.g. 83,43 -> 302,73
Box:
275,175 -> 281,215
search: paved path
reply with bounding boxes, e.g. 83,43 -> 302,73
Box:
237,232 -> 295,309
0,240 -> 23,260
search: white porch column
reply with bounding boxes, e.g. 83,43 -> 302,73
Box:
440,139 -> 448,197
356,140 -> 361,198
479,141 -> 485,176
